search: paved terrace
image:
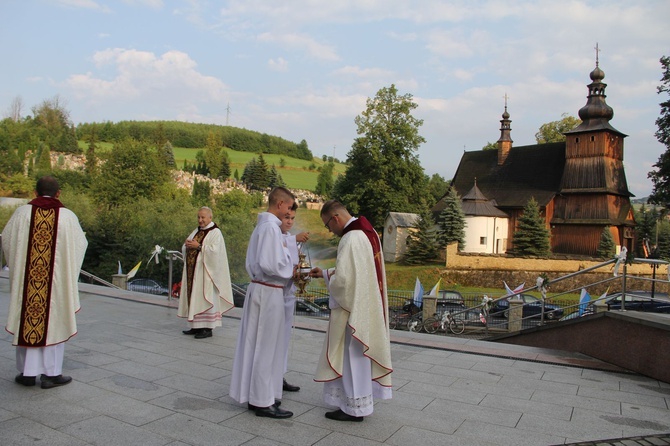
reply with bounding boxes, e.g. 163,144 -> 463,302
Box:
1,276 -> 669,446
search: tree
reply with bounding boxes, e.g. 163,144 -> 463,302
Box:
31,95 -> 79,153
511,197 -> 551,256
634,205 -> 659,257
535,113 -> 581,144
482,141 -> 497,150
4,96 -> 23,122
85,127 -> 99,176
332,84 -> 430,228
192,177 -> 212,206
648,56 -> 670,206
436,187 -> 466,250
204,131 -> 222,177
426,173 -> 449,207
91,138 -> 171,207
401,211 -> 439,265
315,161 -> 335,197
159,141 -> 176,168
596,226 -> 616,258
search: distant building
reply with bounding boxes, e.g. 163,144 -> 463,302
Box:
382,212 -> 420,262
433,56 -> 635,256
459,181 -> 509,254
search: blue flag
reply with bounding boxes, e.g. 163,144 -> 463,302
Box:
579,288 -> 591,316
413,277 -> 424,307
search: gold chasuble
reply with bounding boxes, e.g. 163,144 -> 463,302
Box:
19,201 -> 62,347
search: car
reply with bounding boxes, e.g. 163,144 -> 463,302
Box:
490,293 -> 564,320
558,307 -> 595,321
312,297 -> 330,310
231,283 -> 249,307
605,291 -> 670,313
127,278 -> 169,296
423,289 -> 466,313
295,298 -> 329,317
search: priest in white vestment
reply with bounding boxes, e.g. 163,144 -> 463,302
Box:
229,187 -> 297,419
280,204 -> 309,392
310,200 -> 393,422
178,206 -> 234,339
3,176 -> 87,389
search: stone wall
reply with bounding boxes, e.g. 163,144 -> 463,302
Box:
442,242 -> 668,295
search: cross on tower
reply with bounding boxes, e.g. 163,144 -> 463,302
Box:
594,42 -> 601,66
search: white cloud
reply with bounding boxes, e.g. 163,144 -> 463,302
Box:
56,0 -> 111,12
268,57 -> 289,72
257,32 -> 339,61
62,48 -> 228,108
332,66 -> 393,79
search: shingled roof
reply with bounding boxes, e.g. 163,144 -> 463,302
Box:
460,182 -> 509,217
448,142 -> 566,211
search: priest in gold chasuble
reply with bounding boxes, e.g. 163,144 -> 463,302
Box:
3,176 -> 87,388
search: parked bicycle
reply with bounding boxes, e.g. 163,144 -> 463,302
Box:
423,310 -> 465,335
389,302 -> 423,331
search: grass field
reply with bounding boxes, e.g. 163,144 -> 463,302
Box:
81,141 -> 347,191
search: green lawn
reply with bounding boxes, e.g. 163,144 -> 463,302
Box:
81,141 -> 346,191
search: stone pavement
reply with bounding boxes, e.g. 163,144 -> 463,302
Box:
1,277 -> 669,446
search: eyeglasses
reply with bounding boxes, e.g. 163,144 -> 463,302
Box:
324,214 -> 338,230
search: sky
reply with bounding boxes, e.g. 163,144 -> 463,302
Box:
1,0 -> 669,198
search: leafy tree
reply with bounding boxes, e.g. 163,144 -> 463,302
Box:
535,113 -> 581,144
648,56 -> 670,207
315,161 -> 335,197
401,211 -> 439,265
482,141 -> 497,150
85,127 -> 99,176
656,219 -> 670,260
217,149 -> 231,180
4,95 -> 24,122
204,131 -> 223,177
91,138 -> 171,207
596,226 -> 616,258
436,187 -> 466,250
511,197 -> 551,256
332,84 -> 430,228
32,95 -> 79,153
426,173 -> 449,207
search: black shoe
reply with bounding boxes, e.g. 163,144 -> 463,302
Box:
182,328 -> 201,335
248,400 -> 281,410
283,378 -> 300,392
15,373 -> 36,386
194,329 -> 212,339
255,405 -> 293,419
40,374 -> 72,389
325,409 -> 363,422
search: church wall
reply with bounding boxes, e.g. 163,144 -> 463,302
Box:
462,216 -> 508,254
551,224 -> 602,255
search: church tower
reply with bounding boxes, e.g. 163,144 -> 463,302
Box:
550,46 -> 635,254
497,95 -> 513,165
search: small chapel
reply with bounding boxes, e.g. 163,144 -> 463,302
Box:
432,52 -> 636,256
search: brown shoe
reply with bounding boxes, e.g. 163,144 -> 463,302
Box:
15,373 -> 36,386
40,374 -> 72,389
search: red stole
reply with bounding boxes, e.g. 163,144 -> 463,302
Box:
341,216 -> 387,312
18,197 -> 65,347
185,224 -> 218,304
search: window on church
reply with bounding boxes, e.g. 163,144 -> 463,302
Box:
480,237 -> 487,245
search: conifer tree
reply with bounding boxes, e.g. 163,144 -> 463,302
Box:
85,127 -> 99,176
657,220 -> 670,260
596,226 -> 616,258
159,141 -> 176,168
192,177 -> 211,206
511,197 -> 551,256
436,187 -> 466,250
401,211 -> 439,265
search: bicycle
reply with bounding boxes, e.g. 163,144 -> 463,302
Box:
423,310 -> 465,335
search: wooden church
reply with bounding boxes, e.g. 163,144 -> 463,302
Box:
433,55 -> 636,256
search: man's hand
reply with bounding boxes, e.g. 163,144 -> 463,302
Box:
296,232 -> 309,243
185,239 -> 200,250
309,267 -> 323,278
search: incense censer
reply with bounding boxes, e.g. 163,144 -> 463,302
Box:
294,250 -> 312,296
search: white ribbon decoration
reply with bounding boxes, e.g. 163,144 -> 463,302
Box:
148,245 -> 164,264
613,246 -> 627,277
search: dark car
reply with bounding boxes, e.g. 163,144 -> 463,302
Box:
312,297 -> 330,310
435,290 -> 467,317
605,291 -> 670,313
295,298 -> 329,317
232,283 -> 249,308
490,293 -> 564,320
127,278 -> 170,296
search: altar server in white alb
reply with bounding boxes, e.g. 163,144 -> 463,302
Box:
178,206 -> 234,339
229,186 -> 296,419
310,200 -> 393,422
279,203 -> 309,393
3,176 -> 88,389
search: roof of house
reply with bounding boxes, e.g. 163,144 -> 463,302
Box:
447,142 -> 566,211
384,212 -> 420,228
461,182 -> 509,217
